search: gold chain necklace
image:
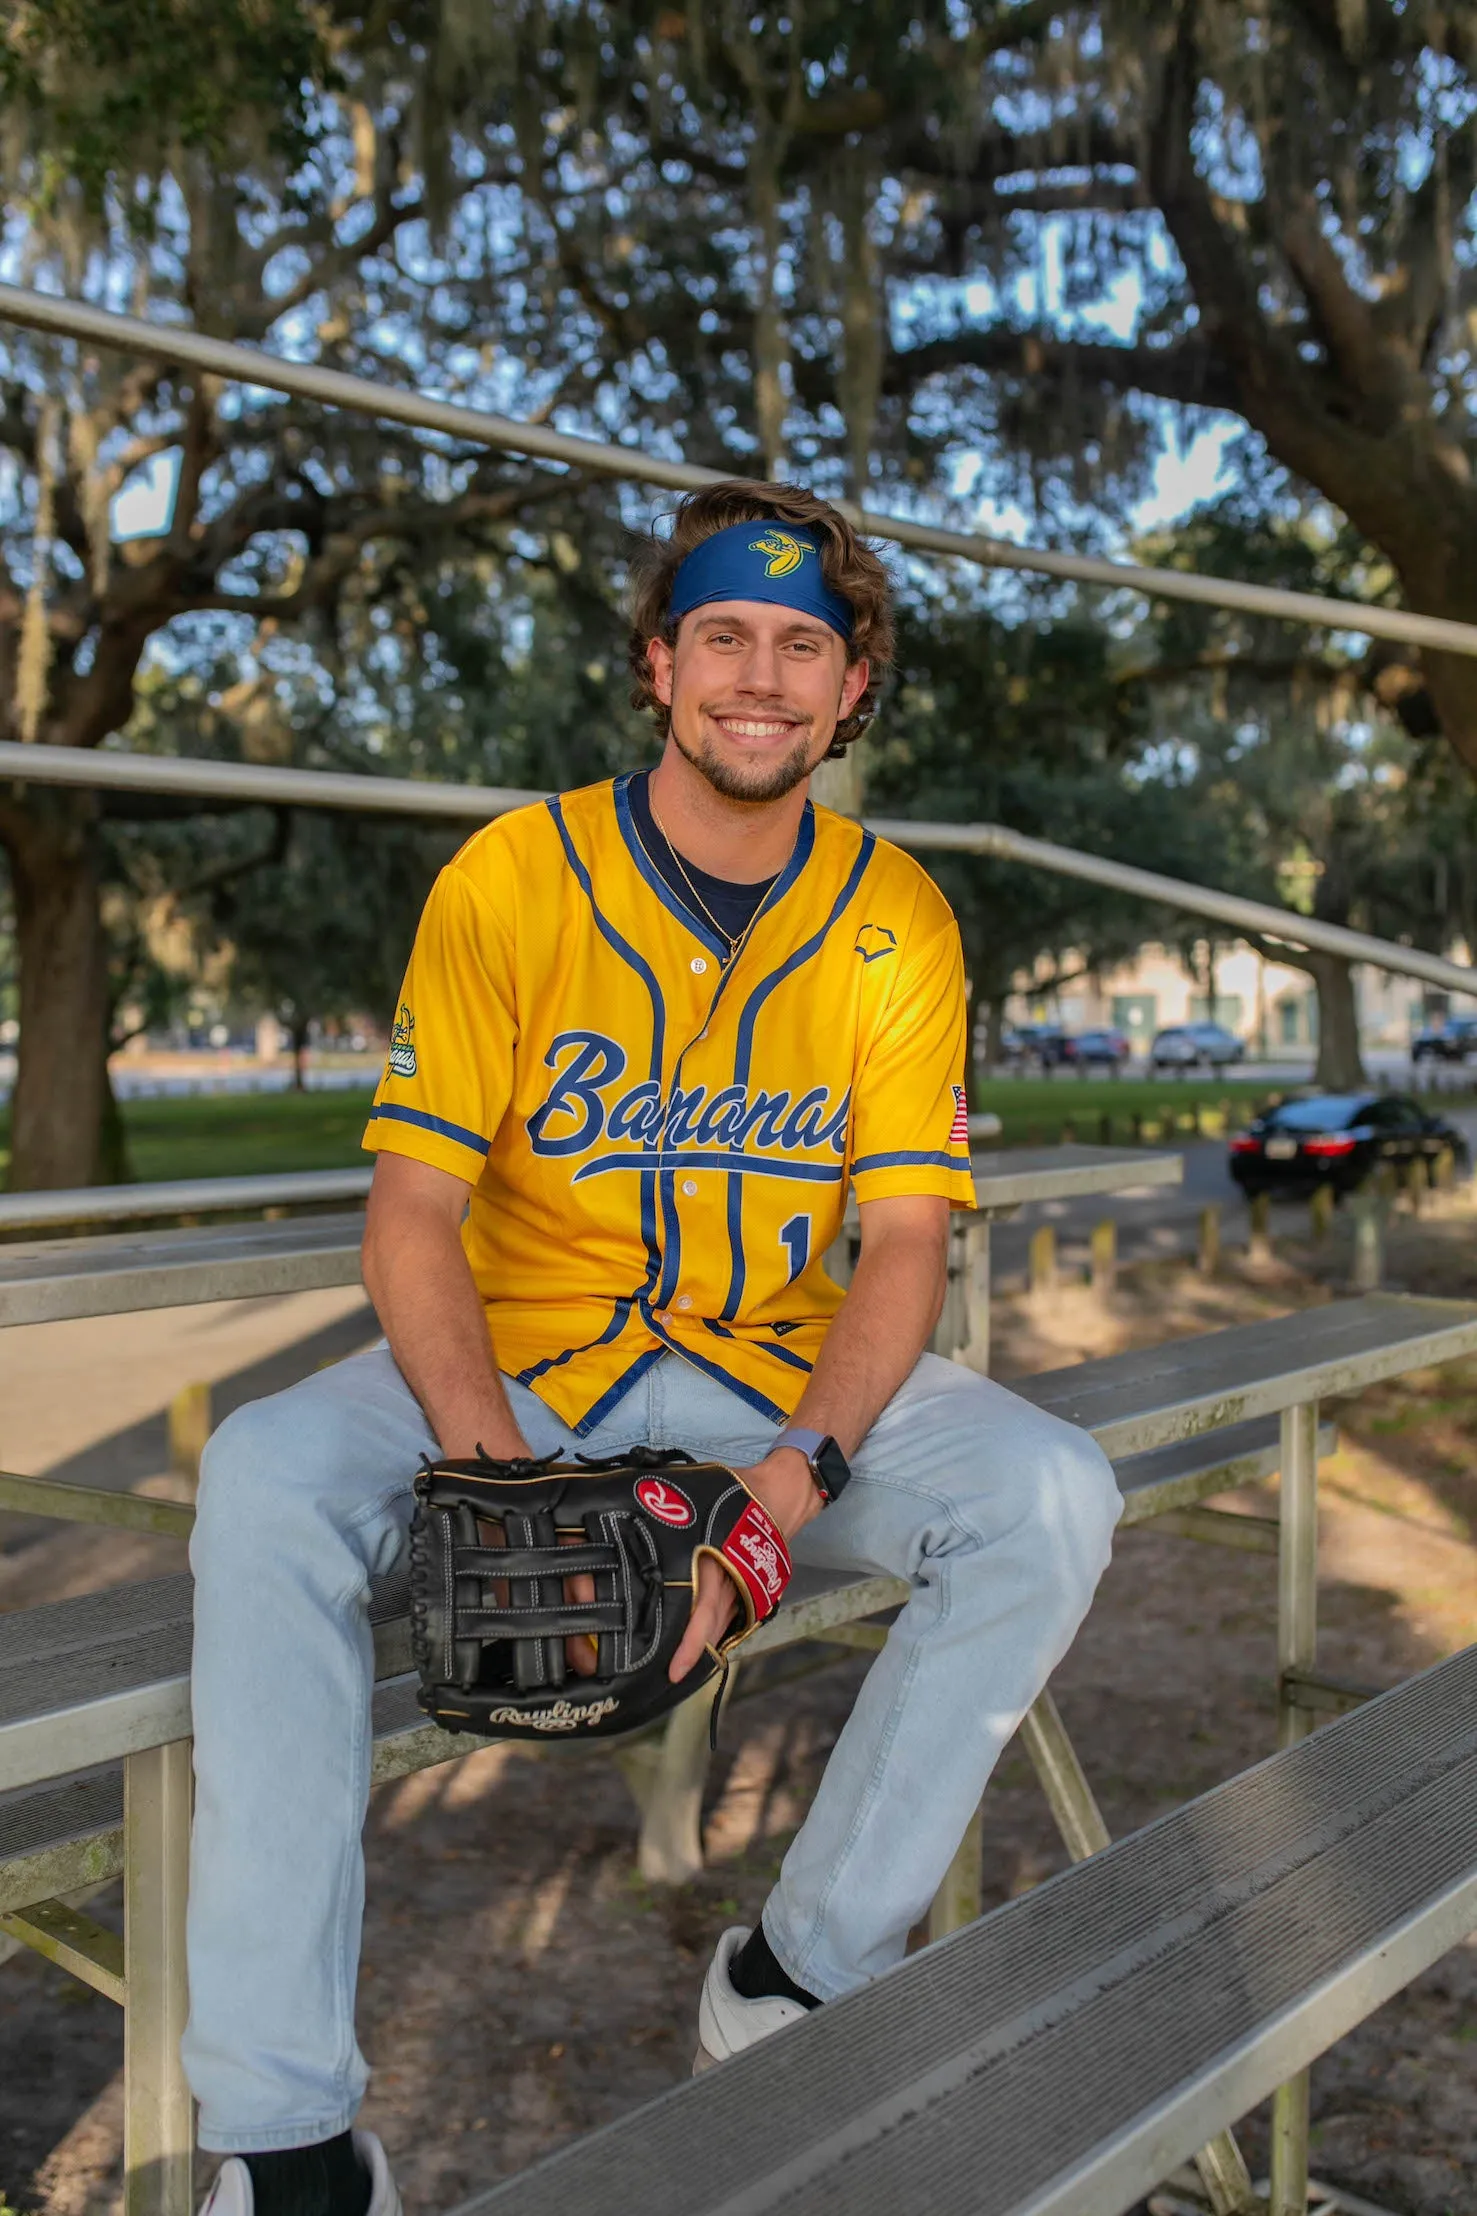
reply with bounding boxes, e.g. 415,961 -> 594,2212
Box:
628,806 -> 734,954
645,793 -> 780,970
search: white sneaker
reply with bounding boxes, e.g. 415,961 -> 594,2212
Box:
199,2133 -> 401,2216
694,1926 -> 812,2074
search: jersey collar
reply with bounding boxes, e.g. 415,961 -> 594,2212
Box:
612,770 -> 817,966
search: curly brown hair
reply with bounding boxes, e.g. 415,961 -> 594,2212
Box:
627,480 -> 895,759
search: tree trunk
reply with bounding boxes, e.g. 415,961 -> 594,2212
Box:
97,1036 -> 132,1186
809,742 -> 865,817
291,1016 -> 311,1091
2,792 -> 112,1190
979,996 -> 1004,1076
1305,952 -> 1368,1091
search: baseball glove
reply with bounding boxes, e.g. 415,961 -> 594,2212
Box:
407,1445 -> 792,1742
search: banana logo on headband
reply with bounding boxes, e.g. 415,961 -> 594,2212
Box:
749,530 -> 812,578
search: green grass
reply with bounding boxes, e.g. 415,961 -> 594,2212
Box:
0,1085 -> 377,1187
0,1067 -> 1466,1186
969,1071 -> 1279,1149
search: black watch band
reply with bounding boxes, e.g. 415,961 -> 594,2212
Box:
772,1426 -> 852,1504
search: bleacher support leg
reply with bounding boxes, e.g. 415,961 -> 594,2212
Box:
629,1676 -> 724,1884
168,1382 -> 213,1493
1271,1399 -> 1321,2216
124,1740 -> 194,2216
964,1216 -> 992,1373
925,1796 -> 982,1940
1018,1691 -> 1259,2215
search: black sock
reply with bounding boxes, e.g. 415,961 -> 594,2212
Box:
728,1924 -> 821,2010
243,2134 -> 371,2216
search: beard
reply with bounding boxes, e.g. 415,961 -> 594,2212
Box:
670,712 -> 824,803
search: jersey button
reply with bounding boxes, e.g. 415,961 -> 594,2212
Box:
681,1178 -> 699,1197
676,1295 -> 693,1310
690,956 -> 708,975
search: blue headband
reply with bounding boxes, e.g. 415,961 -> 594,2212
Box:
666,522 -> 854,642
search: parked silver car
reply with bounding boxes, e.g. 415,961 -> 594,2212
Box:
1149,1021 -> 1246,1071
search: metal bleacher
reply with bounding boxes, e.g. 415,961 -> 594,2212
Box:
5,1291 -> 1477,2216
4,1121 -> 1476,2216
452,1644 -> 1477,2216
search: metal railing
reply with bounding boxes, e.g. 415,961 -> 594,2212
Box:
0,1167 -> 372,1232
4,737 -> 1474,999
0,1117 -> 1008,1235
5,283 -> 1477,660
1,282 -> 1474,999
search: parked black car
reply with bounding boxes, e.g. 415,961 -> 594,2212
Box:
1228,1092 -> 1469,1197
1411,1014 -> 1477,1063
1001,1024 -> 1078,1069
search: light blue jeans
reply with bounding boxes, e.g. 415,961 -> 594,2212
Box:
184,1345 -> 1120,2151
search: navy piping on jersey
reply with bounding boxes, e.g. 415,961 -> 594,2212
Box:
649,799 -> 817,1315
721,829 -> 877,1320
367,1102 -> 491,1156
639,1304 -> 789,1423
850,1148 -> 967,1175
548,797 -> 665,1297
655,1165 -> 683,1311
515,1296 -> 636,1387
569,1342 -> 668,1436
613,772 -> 729,962
573,1150 -> 844,1183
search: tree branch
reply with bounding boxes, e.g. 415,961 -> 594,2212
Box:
880,326 -> 1241,414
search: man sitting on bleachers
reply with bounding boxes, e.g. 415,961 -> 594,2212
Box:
186,480 -> 1121,2216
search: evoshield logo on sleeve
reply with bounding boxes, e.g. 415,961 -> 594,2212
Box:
854,923 -> 896,964
388,1004 -> 417,1077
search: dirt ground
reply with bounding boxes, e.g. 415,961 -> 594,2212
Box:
2,1197 -> 1476,2215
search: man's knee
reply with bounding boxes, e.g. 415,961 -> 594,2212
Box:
940,1394 -> 1120,1600
1028,1418 -> 1121,1592
196,1389 -> 353,1550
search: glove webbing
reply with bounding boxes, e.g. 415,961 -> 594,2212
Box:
448,1503 -> 662,1693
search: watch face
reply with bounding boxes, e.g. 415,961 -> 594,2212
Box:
815,1435 -> 850,1497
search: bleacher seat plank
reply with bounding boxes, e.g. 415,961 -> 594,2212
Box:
1018,1292 -> 1477,1458
0,1212 -> 366,1328
0,1765 -> 123,1913
0,1292 -> 1418,1802
453,1644 -> 1477,2216
0,1148 -> 1181,1331
961,1144 -> 1182,1209
1112,1413 -> 1331,1525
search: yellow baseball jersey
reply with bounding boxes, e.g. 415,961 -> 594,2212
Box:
363,774 -> 976,1432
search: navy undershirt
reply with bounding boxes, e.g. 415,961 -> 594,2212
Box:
628,770 -> 777,946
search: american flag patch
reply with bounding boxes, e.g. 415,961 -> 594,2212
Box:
950,1084 -> 969,1144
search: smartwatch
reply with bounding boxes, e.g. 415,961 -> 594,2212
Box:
772,1426 -> 852,1505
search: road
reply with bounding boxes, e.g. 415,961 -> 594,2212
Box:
987,1105 -> 1477,1286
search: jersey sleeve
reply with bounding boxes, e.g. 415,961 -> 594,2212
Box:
362,861 -> 517,1183
848,921 -> 978,1209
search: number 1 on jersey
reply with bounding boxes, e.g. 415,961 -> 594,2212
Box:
779,1212 -> 811,1283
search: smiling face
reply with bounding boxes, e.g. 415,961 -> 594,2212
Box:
645,600 -> 871,803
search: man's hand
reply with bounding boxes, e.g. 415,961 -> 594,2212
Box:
668,1447 -> 820,1682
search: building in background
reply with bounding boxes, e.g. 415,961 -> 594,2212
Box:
1001,940 -> 1471,1057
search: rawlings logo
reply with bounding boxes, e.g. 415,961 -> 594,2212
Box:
735,1525 -> 786,1602
479,1696 -> 620,1732
723,1501 -> 791,1613
635,1476 -> 695,1528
